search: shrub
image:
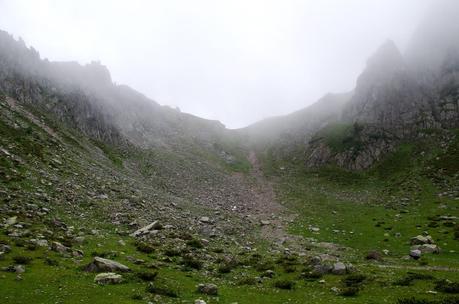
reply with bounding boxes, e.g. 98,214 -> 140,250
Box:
217,263 -> 233,274
394,272 -> 434,286
339,287 -> 359,297
44,257 -> 59,266
397,297 -> 459,304
300,271 -> 323,281
131,293 -> 143,300
26,243 -> 37,251
182,255 -> 203,270
342,274 -> 367,287
90,251 -> 117,259
397,298 -> 430,304
276,254 -> 298,266
443,221 -> 455,228
14,239 -> 26,247
255,261 -> 274,272
274,279 -> 295,290
435,280 -> 459,294
237,276 -> 257,286
145,282 -> 178,298
213,247 -> 224,253
12,255 -> 32,264
365,250 -> 382,261
428,222 -> 440,228
135,241 -> 154,254
186,239 -> 203,249
136,271 -> 158,282
283,265 -> 297,273
242,253 -> 262,266
164,247 -> 182,257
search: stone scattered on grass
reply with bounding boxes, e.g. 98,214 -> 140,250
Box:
197,283 -> 218,295
409,249 -> 422,259
332,262 -> 347,275
5,216 -> 17,226
94,272 -> 123,285
85,257 -> 130,272
411,244 -> 440,254
51,241 -> 70,254
199,217 -> 210,224
130,221 -> 163,237
410,235 -> 434,245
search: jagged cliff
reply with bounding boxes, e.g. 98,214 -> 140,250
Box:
303,4 -> 459,171
0,30 -> 227,150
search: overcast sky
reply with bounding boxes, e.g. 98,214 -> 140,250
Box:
0,0 -> 432,128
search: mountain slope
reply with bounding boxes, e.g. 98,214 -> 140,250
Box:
1,1 -> 459,302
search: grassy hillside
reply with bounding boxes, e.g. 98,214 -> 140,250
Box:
0,93 -> 458,304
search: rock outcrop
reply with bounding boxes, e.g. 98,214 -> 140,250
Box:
304,14 -> 459,170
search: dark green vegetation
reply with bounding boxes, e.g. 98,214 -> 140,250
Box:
311,122 -> 365,153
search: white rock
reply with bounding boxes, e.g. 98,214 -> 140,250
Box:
94,272 -> 123,285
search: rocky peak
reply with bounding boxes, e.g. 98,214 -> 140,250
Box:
355,40 -> 405,89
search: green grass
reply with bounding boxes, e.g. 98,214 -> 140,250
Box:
262,131 -> 459,268
311,122 -> 364,153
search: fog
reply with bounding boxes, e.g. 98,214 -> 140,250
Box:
0,0 -> 433,128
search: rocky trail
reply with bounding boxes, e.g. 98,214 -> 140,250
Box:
239,151 -> 304,250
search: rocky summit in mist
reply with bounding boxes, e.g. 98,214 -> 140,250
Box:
0,1 -> 458,304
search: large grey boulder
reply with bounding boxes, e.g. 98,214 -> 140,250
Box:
85,257 -> 130,272
332,262 -> 347,275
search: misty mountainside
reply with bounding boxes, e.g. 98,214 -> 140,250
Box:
0,29 -> 230,150
1,2 -> 459,303
245,3 -> 459,171
240,92 -> 352,153
0,28 -> 269,263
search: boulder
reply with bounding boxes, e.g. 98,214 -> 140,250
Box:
260,220 -> 271,226
130,221 -> 163,237
94,272 -> 123,285
5,216 -> 17,226
51,241 -> 70,254
310,226 -> 320,232
14,265 -> 25,274
199,217 -> 210,224
197,283 -> 218,295
411,244 -> 440,254
0,244 -> 11,253
313,264 -> 333,275
85,257 -> 130,272
263,270 -> 275,278
332,262 -> 347,275
33,239 -> 49,247
409,249 -> 422,259
410,235 -> 434,245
